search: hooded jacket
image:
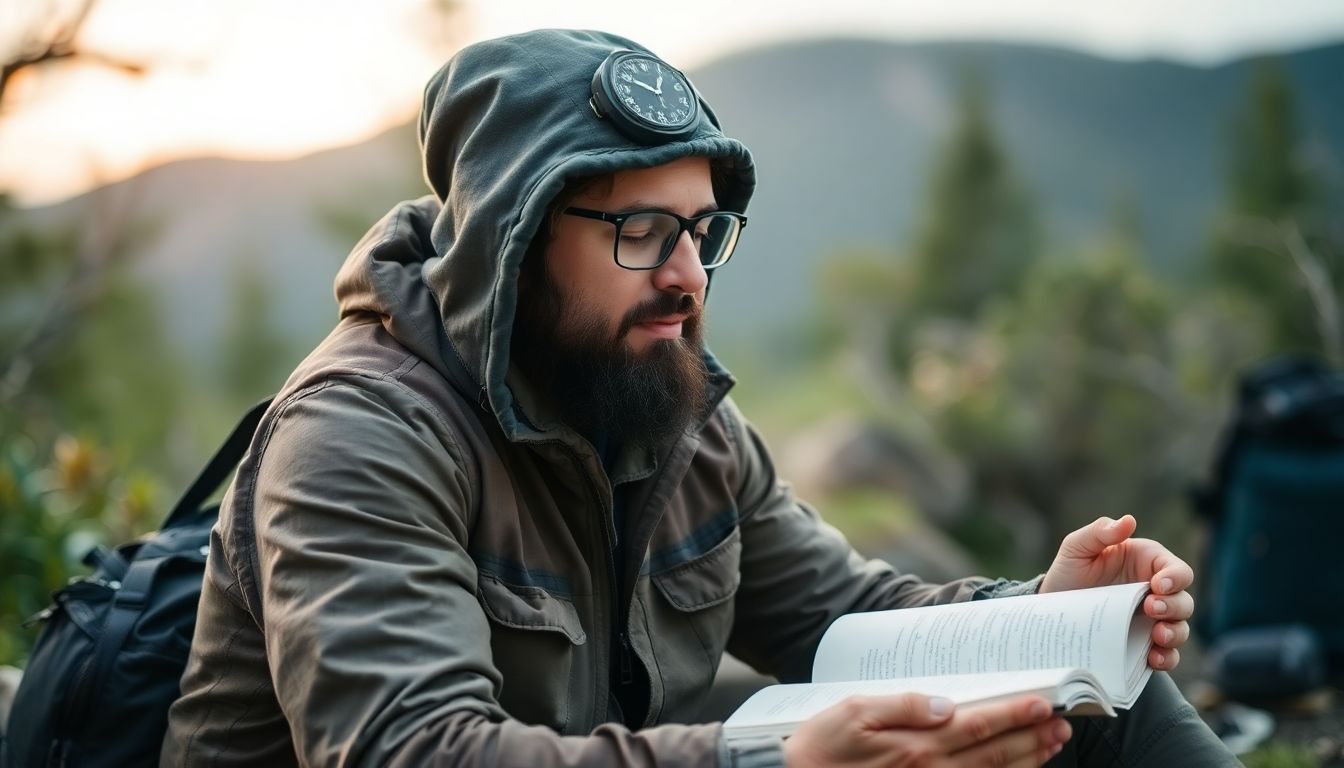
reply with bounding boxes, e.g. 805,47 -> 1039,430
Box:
161,29 -> 1035,768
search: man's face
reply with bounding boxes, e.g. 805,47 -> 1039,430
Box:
543,155 -> 714,356
511,156 -> 716,442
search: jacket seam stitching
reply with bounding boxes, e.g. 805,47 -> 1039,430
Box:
371,360 -> 477,502
183,617 -> 248,764
235,380 -> 338,626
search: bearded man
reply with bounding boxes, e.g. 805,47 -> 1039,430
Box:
162,29 -> 1236,767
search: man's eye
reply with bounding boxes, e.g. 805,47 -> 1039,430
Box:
621,230 -> 656,242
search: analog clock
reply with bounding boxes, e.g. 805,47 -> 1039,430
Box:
590,50 -> 700,144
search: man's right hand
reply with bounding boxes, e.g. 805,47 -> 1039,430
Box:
783,693 -> 1071,767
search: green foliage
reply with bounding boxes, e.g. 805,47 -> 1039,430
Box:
918,222 -> 1194,557
0,194 -> 177,665
814,488 -> 918,545
772,57 -> 1339,582
1227,61 -> 1313,217
1208,58 -> 1344,361
0,432 -> 158,665
0,195 -> 181,467
905,69 -> 1038,324
1243,742 -> 1319,768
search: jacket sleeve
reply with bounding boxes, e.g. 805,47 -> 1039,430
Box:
240,378 -> 730,768
717,397 -> 1042,684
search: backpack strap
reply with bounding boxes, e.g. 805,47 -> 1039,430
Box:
162,398 -> 273,530
61,555 -> 171,735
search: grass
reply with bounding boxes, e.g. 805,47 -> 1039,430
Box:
1242,742 -> 1320,768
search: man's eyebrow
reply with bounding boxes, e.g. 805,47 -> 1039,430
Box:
614,200 -> 721,217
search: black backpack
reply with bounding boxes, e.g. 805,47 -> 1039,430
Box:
1191,356 -> 1344,663
2,400 -> 271,768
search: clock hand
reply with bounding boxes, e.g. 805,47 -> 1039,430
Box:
631,78 -> 659,94
655,68 -> 663,94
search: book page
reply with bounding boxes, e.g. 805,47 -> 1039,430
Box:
723,668 -> 1105,739
812,582 -> 1149,699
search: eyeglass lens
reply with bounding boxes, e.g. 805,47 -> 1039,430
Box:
618,212 -> 741,269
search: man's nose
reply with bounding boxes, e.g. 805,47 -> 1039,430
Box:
652,230 -> 708,295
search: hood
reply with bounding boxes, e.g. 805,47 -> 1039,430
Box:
335,29 -> 756,443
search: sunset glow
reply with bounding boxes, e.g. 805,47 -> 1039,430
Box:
1,0 -> 1341,206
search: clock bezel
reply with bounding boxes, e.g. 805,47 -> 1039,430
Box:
590,50 -> 700,144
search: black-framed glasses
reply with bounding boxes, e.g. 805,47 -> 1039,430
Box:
562,207 -> 747,271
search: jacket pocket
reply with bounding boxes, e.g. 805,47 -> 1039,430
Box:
476,573 -> 586,732
650,525 -> 742,611
477,574 -> 587,644
646,526 -> 742,723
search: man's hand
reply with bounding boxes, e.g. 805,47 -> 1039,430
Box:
1040,514 -> 1194,671
783,693 -> 1070,767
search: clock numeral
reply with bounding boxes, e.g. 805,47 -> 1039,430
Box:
679,97 -> 689,107
638,61 -> 649,72
673,82 -> 683,92
621,72 -> 632,82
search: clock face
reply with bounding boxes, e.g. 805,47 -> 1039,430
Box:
607,53 -> 695,130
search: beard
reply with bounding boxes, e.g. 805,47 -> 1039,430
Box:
511,269 -> 711,446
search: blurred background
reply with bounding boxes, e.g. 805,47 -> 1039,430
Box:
2,0 -> 1342,762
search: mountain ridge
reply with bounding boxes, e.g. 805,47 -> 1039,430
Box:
14,37 -> 1342,359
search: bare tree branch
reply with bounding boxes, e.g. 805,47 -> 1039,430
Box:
1280,219 -> 1343,365
0,0 -> 149,109
1223,215 -> 1343,365
0,175 -> 150,405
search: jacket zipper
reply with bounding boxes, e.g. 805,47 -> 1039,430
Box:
559,444 -> 637,703
617,631 -> 633,684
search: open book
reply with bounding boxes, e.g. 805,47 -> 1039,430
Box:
723,582 -> 1154,739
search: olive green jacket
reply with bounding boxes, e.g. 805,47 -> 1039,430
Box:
162,30 -> 1033,768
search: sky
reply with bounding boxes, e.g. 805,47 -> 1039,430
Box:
2,0 -> 1343,206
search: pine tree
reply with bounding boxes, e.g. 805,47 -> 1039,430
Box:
906,69 -> 1038,323
1209,58 -> 1342,359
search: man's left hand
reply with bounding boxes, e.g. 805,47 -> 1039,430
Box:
1039,514 -> 1193,672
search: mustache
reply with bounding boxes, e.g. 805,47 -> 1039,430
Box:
617,293 -> 701,339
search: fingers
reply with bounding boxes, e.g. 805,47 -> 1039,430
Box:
935,696 -> 1055,754
949,717 -> 1072,768
1146,551 -> 1195,596
843,693 -> 955,731
1152,620 -> 1190,649
1059,515 -> 1136,559
1145,590 -> 1194,622
1149,646 -> 1181,671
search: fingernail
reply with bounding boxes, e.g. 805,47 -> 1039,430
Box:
1051,742 -> 1065,757
1031,701 -> 1051,719
1153,600 -> 1167,614
1106,518 -> 1121,529
929,697 -> 953,716
1160,577 -> 1173,593
1054,721 -> 1072,741
1160,626 -> 1173,643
